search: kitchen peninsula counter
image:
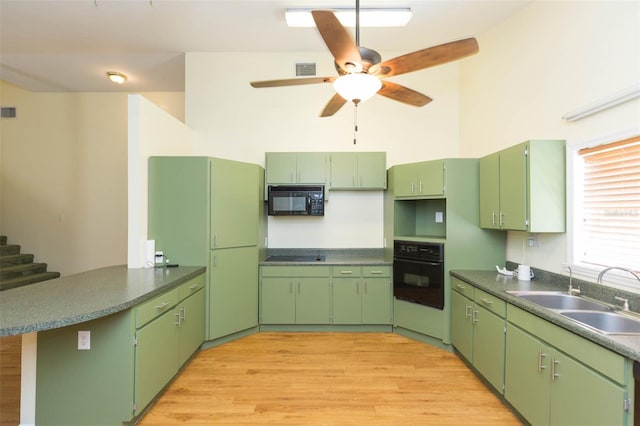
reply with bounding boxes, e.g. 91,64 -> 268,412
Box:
0,265 -> 206,336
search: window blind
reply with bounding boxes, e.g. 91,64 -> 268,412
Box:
578,135 -> 640,272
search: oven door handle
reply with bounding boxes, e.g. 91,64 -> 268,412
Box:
394,258 -> 442,267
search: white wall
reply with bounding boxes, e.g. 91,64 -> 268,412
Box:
127,94 -> 193,268
185,51 -> 463,248
459,1 -> 640,273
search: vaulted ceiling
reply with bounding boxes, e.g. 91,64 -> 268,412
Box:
0,0 -> 531,92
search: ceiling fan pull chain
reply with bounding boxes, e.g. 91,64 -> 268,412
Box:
353,103 -> 358,145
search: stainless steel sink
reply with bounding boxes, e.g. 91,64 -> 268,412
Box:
561,311 -> 640,335
506,291 -> 611,311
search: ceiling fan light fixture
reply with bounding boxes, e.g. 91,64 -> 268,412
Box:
106,71 -> 127,84
285,8 -> 412,28
333,73 -> 382,103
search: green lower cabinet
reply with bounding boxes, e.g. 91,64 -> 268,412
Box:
333,278 -> 362,324
296,279 -> 331,324
134,308 -> 180,414
260,269 -> 331,325
209,246 -> 258,339
472,304 -> 505,392
361,277 -> 392,324
178,287 -> 206,365
261,277 -> 296,324
451,289 -> 473,361
450,279 -> 505,394
505,322 -> 627,425
332,266 -> 392,325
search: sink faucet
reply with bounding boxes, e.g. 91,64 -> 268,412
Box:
597,266 -> 640,285
567,266 -> 580,295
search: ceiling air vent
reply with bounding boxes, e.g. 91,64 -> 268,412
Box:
1,107 -> 16,118
296,63 -> 316,77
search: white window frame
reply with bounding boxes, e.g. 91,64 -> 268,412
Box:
567,126 -> 640,293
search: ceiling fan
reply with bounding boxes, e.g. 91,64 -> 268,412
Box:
250,0 -> 479,117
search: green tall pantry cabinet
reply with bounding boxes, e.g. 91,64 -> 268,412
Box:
148,156 -> 263,341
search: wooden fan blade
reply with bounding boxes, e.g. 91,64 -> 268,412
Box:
250,77 -> 335,88
378,81 -> 433,107
312,10 -> 362,73
372,38 -> 479,78
320,93 -> 347,117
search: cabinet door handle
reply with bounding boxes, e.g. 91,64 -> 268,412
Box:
499,212 -> 505,227
552,358 -> 560,381
174,311 -> 181,326
492,211 -> 497,226
340,270 -> 354,275
456,284 -> 465,291
180,307 -> 186,322
538,351 -> 547,372
472,310 -> 478,324
155,302 -> 169,310
189,284 -> 198,291
411,182 -> 415,194
419,181 -> 423,194
464,304 -> 472,319
212,255 -> 217,267
369,270 -> 383,275
480,297 -> 493,305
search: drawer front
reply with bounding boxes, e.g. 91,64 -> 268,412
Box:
332,266 -> 362,277
362,266 -> 391,278
136,287 -> 180,329
261,266 -> 331,277
451,277 -> 474,299
474,288 -> 506,318
178,274 -> 205,301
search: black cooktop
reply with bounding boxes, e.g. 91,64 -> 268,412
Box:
265,255 -> 326,262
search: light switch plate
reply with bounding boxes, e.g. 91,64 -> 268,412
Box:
435,211 -> 444,223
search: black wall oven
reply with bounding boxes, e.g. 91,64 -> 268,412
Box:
393,240 -> 445,309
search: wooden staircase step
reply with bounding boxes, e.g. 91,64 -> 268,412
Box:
0,263 -> 48,280
0,272 -> 61,291
0,254 -> 34,266
0,245 -> 20,256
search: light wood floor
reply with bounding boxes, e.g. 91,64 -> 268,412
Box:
139,332 -> 522,425
0,335 -> 21,426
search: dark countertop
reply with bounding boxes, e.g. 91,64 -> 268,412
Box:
0,265 -> 206,336
260,248 -> 392,266
450,270 -> 640,361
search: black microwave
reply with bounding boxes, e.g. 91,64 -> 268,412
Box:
268,185 -> 324,216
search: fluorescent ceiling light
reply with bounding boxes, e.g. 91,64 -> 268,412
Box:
285,8 -> 412,28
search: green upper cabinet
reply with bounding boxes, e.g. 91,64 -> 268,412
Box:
393,159 -> 444,197
479,139 -> 566,232
149,156 -> 262,256
330,152 -> 387,190
265,152 -> 329,185
210,158 -> 259,248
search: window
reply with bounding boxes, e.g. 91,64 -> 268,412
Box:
572,134 -> 640,287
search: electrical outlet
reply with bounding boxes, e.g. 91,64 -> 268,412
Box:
78,331 -> 91,350
528,234 -> 540,248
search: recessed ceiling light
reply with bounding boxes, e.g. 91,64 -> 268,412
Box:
106,71 -> 127,84
285,8 -> 412,28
